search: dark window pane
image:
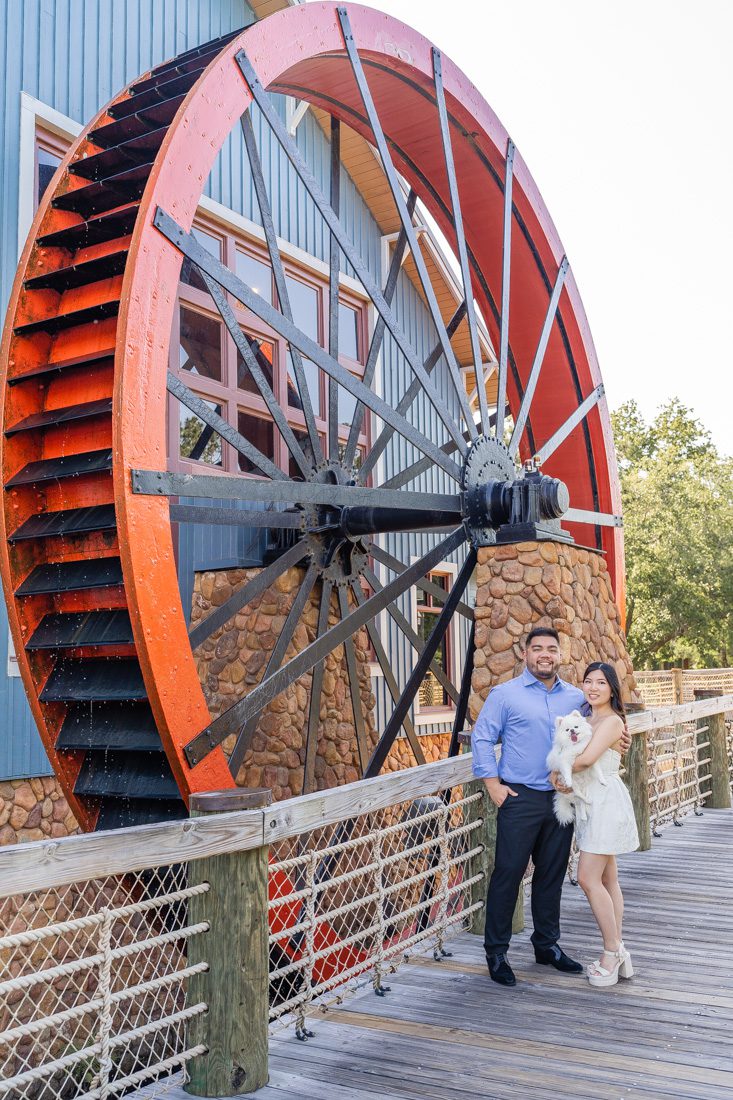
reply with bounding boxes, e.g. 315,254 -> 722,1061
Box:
236,251 -> 272,306
338,378 -> 357,427
237,336 -> 274,397
181,227 -> 221,293
287,353 -> 320,416
284,276 -> 319,341
338,302 -> 360,361
237,412 -> 274,474
180,401 -> 223,466
179,306 -> 222,382
289,429 -> 312,478
37,147 -> 61,207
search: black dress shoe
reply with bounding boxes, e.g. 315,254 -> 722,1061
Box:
534,944 -> 583,973
486,952 -> 517,986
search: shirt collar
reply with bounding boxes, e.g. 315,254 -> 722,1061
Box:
522,667 -> 566,693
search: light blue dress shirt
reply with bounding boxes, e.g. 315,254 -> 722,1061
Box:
472,669 -> 585,791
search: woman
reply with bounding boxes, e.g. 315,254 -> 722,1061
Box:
572,662 -> 639,988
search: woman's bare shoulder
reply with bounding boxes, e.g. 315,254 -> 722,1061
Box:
593,713 -> 624,738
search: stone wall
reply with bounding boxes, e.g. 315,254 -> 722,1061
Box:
0,777 -> 79,846
470,540 -> 638,721
191,565 -> 380,798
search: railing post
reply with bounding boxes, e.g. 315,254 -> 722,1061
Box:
672,668 -> 684,704
624,704 -> 652,851
694,690 -> 732,810
186,788 -> 272,1097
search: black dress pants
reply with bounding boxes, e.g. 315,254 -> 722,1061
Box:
483,783 -> 573,957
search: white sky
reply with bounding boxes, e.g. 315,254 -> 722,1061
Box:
311,0 -> 732,454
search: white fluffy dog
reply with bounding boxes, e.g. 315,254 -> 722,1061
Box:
546,710 -> 607,825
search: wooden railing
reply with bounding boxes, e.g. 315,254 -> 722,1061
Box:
635,667 -> 733,706
0,694 -> 731,1098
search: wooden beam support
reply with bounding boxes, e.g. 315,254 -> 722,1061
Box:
186,788 -> 272,1097
694,690 -> 732,810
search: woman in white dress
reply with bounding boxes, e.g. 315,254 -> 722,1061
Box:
572,662 -> 639,988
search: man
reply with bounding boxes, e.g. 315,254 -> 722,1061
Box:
472,626 -> 630,987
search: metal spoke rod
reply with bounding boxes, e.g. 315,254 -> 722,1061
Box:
533,384 -> 604,464
337,8 -> 477,441
508,255 -> 569,458
154,208 -> 463,482
363,548 -> 476,778
240,111 -> 323,465
235,50 -> 469,456
200,272 -> 312,478
183,527 -> 467,765
432,47 -> 489,433
343,189 -> 418,470
496,139 -> 515,439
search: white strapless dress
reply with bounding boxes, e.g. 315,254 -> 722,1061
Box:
575,748 -> 640,855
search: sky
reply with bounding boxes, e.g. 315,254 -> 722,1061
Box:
309,0 -> 732,454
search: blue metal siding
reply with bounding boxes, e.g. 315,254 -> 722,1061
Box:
0,0 -> 254,779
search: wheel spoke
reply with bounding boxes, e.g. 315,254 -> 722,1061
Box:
433,48 -> 489,433
227,561 -> 320,778
337,584 -> 370,773
132,467 -> 461,513
361,564 -> 459,706
188,539 -> 308,650
446,620 -> 475,758
370,543 -> 473,621
189,536 -> 305,646
533,384 -> 604,464
168,371 -> 286,481
199,272 -> 312,478
508,256 -> 569,458
235,50 -> 469,456
183,527 -> 467,766
303,578 -> 333,795
337,10 -> 477,442
363,549 -> 476,779
349,579 -> 426,767
155,208 -> 463,481
496,139 -> 515,439
342,189 -> 418,471
328,117 -> 340,460
358,302 -> 467,485
170,504 -> 301,529
240,111 -> 323,465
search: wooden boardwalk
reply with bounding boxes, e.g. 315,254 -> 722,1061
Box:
162,810 -> 733,1100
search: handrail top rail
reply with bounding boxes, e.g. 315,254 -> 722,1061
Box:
0,694 -> 730,899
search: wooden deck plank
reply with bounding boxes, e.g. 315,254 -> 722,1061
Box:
143,810 -> 733,1100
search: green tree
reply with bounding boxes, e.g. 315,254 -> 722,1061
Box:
612,399 -> 733,669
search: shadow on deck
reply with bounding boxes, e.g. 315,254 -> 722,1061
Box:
169,810 -> 733,1100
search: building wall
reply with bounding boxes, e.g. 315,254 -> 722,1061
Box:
0,0 -> 470,781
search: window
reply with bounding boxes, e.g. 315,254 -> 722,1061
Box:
416,571 -> 454,714
169,216 -> 369,478
34,128 -> 68,210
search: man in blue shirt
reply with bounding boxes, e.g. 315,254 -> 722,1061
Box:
473,626 -> 606,986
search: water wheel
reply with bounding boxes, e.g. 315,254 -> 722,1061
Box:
0,4 -> 623,830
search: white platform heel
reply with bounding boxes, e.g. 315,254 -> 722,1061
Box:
618,941 -> 634,979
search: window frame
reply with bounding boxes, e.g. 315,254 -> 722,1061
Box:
411,560 -> 459,727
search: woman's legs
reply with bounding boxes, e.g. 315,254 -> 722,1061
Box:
577,851 -> 620,968
602,856 -> 624,940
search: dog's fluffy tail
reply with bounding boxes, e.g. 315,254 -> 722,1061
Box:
553,793 -> 575,826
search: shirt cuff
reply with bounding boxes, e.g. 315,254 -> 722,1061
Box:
472,761 -> 499,779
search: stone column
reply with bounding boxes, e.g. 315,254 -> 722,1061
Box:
470,541 -> 638,719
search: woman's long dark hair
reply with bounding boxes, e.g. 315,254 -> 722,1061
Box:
581,661 -> 627,719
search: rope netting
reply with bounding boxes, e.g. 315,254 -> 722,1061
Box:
267,787 -> 484,1035
647,721 -> 711,834
0,865 -> 208,1099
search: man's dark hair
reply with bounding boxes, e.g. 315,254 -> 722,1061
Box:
524,626 -> 560,647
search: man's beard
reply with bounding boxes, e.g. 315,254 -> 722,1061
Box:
533,665 -> 557,680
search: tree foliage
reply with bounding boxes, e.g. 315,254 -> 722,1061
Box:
612,399 -> 733,668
